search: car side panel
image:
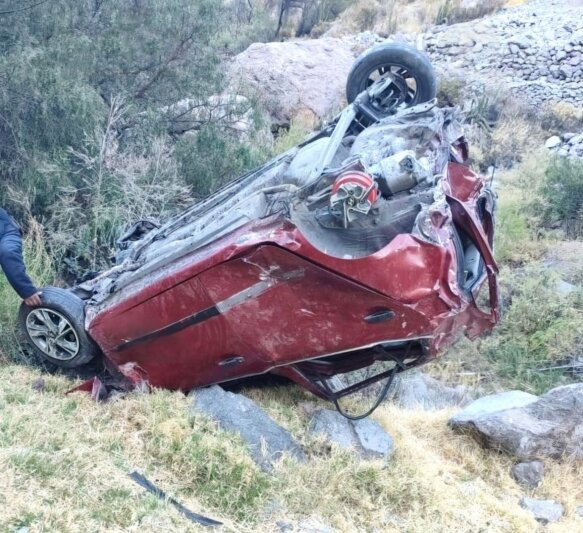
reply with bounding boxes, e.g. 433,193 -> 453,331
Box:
89,245 -> 430,390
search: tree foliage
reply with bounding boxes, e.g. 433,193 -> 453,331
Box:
0,0 -> 274,277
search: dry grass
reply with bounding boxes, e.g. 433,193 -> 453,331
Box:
492,152 -> 550,265
1,365 -> 582,532
326,0 -> 506,36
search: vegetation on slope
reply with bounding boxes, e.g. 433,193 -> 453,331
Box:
0,1 -> 582,531
1,366 -> 582,532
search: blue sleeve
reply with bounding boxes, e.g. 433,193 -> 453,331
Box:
0,233 -> 38,299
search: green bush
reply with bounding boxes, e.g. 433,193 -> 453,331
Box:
537,157 -> 583,238
0,0 -> 277,280
482,267 -> 583,393
175,124 -> 271,198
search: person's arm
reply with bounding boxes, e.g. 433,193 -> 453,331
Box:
0,233 -> 42,306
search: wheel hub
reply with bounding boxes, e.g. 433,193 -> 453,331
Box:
26,308 -> 80,361
368,73 -> 409,114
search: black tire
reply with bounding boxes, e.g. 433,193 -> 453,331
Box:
346,43 -> 437,112
18,287 -> 100,368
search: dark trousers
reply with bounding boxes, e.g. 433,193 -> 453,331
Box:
0,231 -> 38,299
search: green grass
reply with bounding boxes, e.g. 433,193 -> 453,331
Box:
537,157 -> 583,238
0,362 -> 582,532
482,266 -> 583,394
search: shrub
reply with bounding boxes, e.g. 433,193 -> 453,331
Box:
482,267 -> 583,393
435,0 -> 504,25
354,0 -> 381,31
537,157 -> 583,238
541,101 -> 583,133
437,78 -> 465,107
492,152 -> 549,264
175,124 -> 271,199
296,0 -> 352,36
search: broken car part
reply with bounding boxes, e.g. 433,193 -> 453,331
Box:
128,471 -> 222,527
19,43 -> 499,417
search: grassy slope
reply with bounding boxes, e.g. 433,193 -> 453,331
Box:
2,105 -> 583,533
1,365 -> 582,532
1,2 -> 582,529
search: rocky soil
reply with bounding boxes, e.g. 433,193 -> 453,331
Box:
230,0 -> 583,131
545,132 -> 583,159
424,0 -> 583,107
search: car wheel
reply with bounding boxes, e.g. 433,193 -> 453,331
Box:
18,287 -> 100,368
346,43 -> 437,115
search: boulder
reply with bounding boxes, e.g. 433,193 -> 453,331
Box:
190,385 -> 304,471
308,409 -> 394,460
519,497 -> 564,524
229,39 -> 356,125
390,372 -> 475,410
545,135 -> 562,149
511,460 -> 544,490
353,418 -> 394,458
309,409 -> 355,449
162,94 -> 254,136
556,279 -> 576,295
449,390 -> 537,425
449,385 -> 583,459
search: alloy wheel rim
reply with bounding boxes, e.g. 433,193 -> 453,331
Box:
26,308 -> 80,361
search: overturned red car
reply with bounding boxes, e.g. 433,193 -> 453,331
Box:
20,44 -> 499,412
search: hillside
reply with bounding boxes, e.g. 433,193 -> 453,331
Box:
1,1 -> 582,531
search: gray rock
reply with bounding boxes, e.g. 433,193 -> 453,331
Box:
576,505 -> 583,518
509,36 -> 531,49
557,50 -> 567,61
276,520 -> 295,532
449,385 -> 583,459
509,44 -> 520,55
545,135 -> 562,149
560,65 -> 575,78
229,38 -> 356,125
519,497 -> 564,524
309,409 -> 355,450
297,517 -> 336,533
449,390 -> 537,426
190,385 -> 304,471
512,460 -> 544,489
309,409 -> 394,460
391,372 -> 475,411
556,279 -> 576,295
353,418 -> 394,458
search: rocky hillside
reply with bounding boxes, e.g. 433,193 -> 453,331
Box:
232,0 -> 583,120
0,1 -> 582,532
424,0 -> 583,106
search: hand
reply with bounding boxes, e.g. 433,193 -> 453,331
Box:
24,292 -> 42,307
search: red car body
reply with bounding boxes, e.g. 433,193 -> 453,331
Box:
83,161 -> 498,400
